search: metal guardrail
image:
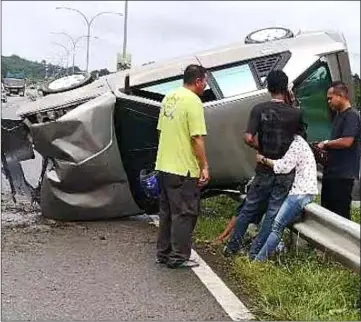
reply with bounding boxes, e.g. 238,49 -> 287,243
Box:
293,202 -> 360,273
215,190 -> 360,273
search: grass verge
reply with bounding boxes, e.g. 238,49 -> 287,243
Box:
195,195 -> 360,321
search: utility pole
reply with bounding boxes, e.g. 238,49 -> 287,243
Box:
117,1 -> 130,71
122,0 -> 128,59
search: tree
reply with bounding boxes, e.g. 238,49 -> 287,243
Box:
99,68 -> 110,77
90,70 -> 99,79
1,54 -> 81,81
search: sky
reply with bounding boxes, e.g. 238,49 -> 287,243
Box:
1,1 -> 360,74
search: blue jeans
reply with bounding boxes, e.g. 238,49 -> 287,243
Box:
254,194 -> 315,261
226,170 -> 295,255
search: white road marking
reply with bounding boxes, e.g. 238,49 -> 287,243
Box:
148,214 -> 255,321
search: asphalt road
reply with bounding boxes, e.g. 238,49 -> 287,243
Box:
1,96 -> 232,320
1,210 -> 230,321
1,95 -> 27,119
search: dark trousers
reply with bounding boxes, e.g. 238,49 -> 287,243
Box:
321,177 -> 354,220
156,171 -> 200,264
227,170 -> 295,257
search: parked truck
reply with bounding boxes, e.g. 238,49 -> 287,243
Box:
3,71 -> 26,96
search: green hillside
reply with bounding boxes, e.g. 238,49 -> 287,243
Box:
1,54 -> 82,82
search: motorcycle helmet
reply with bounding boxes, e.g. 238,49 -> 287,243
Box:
139,169 -> 161,199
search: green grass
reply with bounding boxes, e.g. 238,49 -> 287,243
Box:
232,251 -> 360,321
196,195 -> 238,243
351,207 -> 360,223
195,195 -> 361,321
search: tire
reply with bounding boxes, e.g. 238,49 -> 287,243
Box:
245,27 -> 294,44
42,73 -> 94,96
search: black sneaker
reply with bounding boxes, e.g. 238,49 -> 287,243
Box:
167,259 -> 199,269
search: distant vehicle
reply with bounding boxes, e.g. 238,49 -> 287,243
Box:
3,71 -> 26,96
1,27 -> 358,221
25,84 -> 40,101
1,83 -> 7,103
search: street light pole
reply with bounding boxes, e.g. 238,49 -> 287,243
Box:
74,35 -> 98,73
51,32 -> 98,74
86,23 -> 91,74
122,0 -> 128,60
56,7 -> 123,73
52,42 -> 70,76
52,32 -> 77,74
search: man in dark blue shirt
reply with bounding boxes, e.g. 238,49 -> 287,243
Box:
318,81 -> 361,220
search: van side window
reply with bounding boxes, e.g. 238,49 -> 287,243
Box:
142,79 -> 183,95
210,64 -> 258,98
133,77 -> 217,103
294,64 -> 332,142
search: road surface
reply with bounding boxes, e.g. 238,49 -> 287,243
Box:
1,203 -> 232,320
1,96 -> 237,320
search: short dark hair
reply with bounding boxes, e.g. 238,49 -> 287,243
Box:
183,64 -> 206,85
266,70 -> 288,95
328,81 -> 349,98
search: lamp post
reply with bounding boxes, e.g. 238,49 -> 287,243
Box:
52,42 -> 70,76
56,7 -> 123,73
122,0 -> 128,60
51,32 -> 98,74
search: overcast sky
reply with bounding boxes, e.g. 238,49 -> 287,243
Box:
1,1 -> 360,74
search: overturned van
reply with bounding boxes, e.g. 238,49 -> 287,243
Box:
3,28 -> 357,220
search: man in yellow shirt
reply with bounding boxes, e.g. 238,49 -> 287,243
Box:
155,64 -> 210,268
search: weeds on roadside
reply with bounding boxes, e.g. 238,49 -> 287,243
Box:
232,248 -> 360,321
196,195 -> 361,321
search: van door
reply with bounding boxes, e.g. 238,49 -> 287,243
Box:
293,61 -> 333,142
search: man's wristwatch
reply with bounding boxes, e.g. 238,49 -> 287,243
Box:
323,140 -> 329,147
261,156 -> 267,164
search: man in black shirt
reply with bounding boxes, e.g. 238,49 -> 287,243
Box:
224,70 -> 305,257
318,81 -> 361,220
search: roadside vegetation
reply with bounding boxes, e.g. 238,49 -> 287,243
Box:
1,55 -> 110,83
1,55 -> 80,82
195,195 -> 360,321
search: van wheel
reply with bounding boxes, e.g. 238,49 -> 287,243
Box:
42,73 -> 94,96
